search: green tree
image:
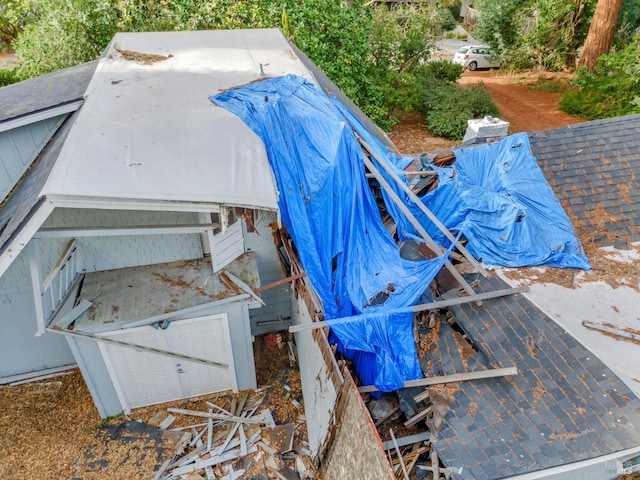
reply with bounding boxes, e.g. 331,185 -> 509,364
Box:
14,0 -> 119,79
0,0 -> 41,50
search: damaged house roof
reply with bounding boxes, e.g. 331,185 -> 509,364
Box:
414,115 -> 640,479
529,113 -> 640,246
423,274 -> 640,479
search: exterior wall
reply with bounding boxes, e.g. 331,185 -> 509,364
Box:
244,210 -> 292,334
320,369 -> 395,480
293,294 -> 342,460
43,208 -> 204,272
0,208 -> 204,378
0,289 -> 75,377
65,335 -> 121,418
284,229 -> 392,478
0,115 -> 65,201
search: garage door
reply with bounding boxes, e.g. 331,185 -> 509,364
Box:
99,313 -> 237,410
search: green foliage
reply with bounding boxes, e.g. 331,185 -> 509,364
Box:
369,5 -> 438,73
560,39 -> 640,119
94,410 -> 125,430
14,0 -> 119,79
422,83 -> 500,139
475,0 -> 527,51
423,59 -> 464,83
0,67 -> 19,86
0,0 -> 41,48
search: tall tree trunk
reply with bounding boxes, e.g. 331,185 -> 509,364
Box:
578,0 -> 623,72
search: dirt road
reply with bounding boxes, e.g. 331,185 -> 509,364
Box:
458,70 -> 583,134
390,70 -> 583,153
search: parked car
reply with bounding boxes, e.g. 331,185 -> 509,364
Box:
452,45 -> 501,70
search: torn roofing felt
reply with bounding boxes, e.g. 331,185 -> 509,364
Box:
348,118 -> 591,270
212,74 -> 451,391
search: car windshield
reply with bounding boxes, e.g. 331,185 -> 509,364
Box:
456,47 -> 469,54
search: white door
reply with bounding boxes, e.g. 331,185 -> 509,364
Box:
100,313 -> 236,410
167,315 -> 237,398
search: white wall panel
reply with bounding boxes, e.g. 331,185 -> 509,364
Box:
43,208 -> 204,272
244,210 -> 291,334
0,291 -> 74,377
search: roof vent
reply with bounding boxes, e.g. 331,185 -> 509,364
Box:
461,116 -> 509,146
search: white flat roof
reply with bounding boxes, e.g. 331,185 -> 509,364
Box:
499,242 -> 640,398
44,29 -> 316,210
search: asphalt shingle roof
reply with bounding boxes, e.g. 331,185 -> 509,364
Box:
0,60 -> 97,123
422,274 -> 640,479
528,114 -> 640,246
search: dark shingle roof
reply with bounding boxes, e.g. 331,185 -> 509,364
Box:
528,114 -> 640,246
422,274 -> 640,479
0,60 -> 97,123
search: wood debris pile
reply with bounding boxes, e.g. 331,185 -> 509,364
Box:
152,389 -> 316,480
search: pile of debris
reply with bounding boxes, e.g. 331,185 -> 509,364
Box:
151,389 -> 316,479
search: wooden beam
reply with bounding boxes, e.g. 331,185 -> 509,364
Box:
289,286 -> 529,333
34,223 -> 220,238
361,153 -> 478,300
382,430 -> 430,450
357,135 -> 488,278
255,272 -> 307,293
47,327 -> 228,369
359,366 -> 518,395
582,320 -> 640,342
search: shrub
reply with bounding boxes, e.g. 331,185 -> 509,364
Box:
559,40 -> 640,119
0,68 -> 18,86
422,83 -> 500,139
423,59 -> 464,84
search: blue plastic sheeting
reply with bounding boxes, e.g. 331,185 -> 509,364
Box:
212,74 -> 450,391
377,132 -> 591,270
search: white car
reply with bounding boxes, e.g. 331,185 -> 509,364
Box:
452,45 -> 501,70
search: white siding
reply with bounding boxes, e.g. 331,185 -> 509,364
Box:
43,208 -> 204,272
0,290 -> 75,377
244,210 -> 292,334
0,116 -> 65,201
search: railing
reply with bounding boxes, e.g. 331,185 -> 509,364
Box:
39,239 -> 82,331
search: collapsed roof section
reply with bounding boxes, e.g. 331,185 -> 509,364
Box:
211,73 -> 588,393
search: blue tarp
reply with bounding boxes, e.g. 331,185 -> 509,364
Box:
212,74 -> 448,391
212,73 -> 590,391
384,134 -> 591,269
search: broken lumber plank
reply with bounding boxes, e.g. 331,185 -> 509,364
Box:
375,405 -> 400,427
220,271 -> 265,306
405,367 -> 518,402
167,408 -> 263,425
357,134 -> 487,277
290,287 -> 529,334
255,272 -> 307,293
582,320 -> 640,342
170,446 -> 258,476
382,431 -> 430,450
390,428 -> 410,480
206,409 -> 213,451
404,406 -> 433,428
8,370 -> 74,387
49,328 -> 228,369
159,414 -> 176,430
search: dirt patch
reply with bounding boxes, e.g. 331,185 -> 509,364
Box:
390,70 -> 583,155
389,113 -> 461,154
458,70 -> 583,134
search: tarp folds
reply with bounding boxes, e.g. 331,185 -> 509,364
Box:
382,133 -> 591,269
212,74 -> 447,391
